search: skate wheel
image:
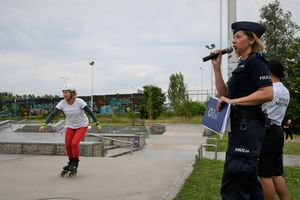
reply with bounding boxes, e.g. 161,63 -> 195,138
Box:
68,170 -> 77,177
60,171 -> 66,177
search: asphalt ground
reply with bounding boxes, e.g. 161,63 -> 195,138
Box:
0,123 -> 299,200
0,124 -> 205,200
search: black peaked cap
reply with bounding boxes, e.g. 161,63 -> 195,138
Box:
231,21 -> 266,38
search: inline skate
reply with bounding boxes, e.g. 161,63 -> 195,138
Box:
60,158 -> 79,177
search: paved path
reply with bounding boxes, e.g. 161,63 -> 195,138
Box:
0,123 -> 299,200
0,124 -> 206,200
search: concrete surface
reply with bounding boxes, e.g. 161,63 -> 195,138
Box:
0,123 -> 299,200
0,124 -> 205,200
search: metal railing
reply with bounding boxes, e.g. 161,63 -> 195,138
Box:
14,119 -> 27,131
87,133 -> 133,155
196,137 -> 218,160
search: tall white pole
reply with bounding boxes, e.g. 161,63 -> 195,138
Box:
205,44 -> 215,97
228,0 -> 237,77
89,61 -> 95,111
200,67 -> 203,102
220,0 -> 222,50
91,65 -> 93,110
211,63 -> 213,97
218,0 -> 223,96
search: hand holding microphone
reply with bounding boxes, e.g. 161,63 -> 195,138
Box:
202,47 -> 233,62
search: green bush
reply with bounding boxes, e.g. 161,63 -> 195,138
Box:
160,112 -> 177,118
190,101 -> 206,116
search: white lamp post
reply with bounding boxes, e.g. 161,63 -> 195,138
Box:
220,0 -> 222,50
200,67 -> 204,102
89,61 -> 95,111
205,44 -> 215,97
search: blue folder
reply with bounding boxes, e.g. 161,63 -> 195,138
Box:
202,97 -> 231,135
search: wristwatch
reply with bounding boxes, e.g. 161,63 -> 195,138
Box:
231,98 -> 238,106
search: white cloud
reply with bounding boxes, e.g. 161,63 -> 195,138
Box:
0,0 -> 299,97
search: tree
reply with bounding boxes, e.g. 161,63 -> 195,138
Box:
0,92 -> 14,100
260,0 -> 300,130
140,85 -> 166,120
285,38 -> 300,130
260,0 -> 299,63
168,72 -> 188,115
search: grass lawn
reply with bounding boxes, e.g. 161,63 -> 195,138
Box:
147,116 -> 203,124
206,132 -> 300,155
283,134 -> 300,154
173,158 -> 223,200
14,115 -> 202,125
173,158 -> 300,200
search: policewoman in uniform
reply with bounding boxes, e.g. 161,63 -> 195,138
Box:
258,60 -> 290,200
211,21 -> 273,199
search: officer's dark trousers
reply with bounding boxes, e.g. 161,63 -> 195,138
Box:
221,117 -> 265,200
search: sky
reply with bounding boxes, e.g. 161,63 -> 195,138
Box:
0,0 -> 299,97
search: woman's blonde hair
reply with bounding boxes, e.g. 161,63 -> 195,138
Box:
71,90 -> 77,96
244,30 -> 266,53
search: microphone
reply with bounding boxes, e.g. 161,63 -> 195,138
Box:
202,47 -> 233,62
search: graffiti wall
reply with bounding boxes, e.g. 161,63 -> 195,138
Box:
82,93 -> 143,115
0,98 -> 60,117
0,93 -> 144,117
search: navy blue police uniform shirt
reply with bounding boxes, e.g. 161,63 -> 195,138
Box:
227,53 -> 272,112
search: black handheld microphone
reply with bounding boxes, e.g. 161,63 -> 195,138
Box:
202,47 -> 233,62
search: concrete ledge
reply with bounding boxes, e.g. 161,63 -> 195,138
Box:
0,120 -> 11,130
14,122 -> 65,133
0,120 -> 11,125
15,124 -> 53,133
0,141 -> 105,157
149,124 -> 166,134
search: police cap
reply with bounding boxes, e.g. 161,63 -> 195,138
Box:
269,60 -> 284,78
231,21 -> 266,38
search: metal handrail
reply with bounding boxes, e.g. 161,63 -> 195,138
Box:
87,133 -> 133,154
206,137 -> 218,147
196,137 -> 218,160
15,119 -> 27,130
197,144 -> 217,159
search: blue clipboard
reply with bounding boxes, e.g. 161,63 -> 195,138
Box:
202,97 -> 231,135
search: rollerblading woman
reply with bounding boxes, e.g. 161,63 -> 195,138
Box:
40,83 -> 101,177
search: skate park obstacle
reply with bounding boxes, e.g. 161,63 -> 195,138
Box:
0,120 -> 11,130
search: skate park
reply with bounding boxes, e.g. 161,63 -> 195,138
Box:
0,120 -> 206,200
1,120 -> 300,200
